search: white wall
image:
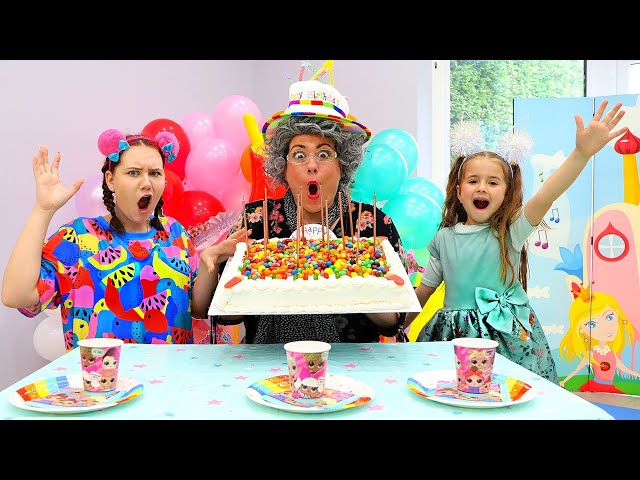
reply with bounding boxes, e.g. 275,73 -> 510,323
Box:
0,60 -> 420,390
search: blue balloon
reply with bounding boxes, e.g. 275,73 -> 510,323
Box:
353,143 -> 408,201
382,192 -> 441,250
370,129 -> 419,176
401,176 -> 445,208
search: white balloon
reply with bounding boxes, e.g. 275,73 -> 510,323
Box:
33,311 -> 67,361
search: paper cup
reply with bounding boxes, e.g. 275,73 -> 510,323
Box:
452,337 -> 498,398
77,338 -> 124,393
283,341 -> 331,399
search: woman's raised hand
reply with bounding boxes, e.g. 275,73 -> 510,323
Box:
200,227 -> 251,273
32,146 -> 84,212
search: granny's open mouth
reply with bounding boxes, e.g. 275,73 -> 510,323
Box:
307,181 -> 320,199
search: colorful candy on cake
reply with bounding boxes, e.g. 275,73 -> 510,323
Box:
211,235 -> 417,314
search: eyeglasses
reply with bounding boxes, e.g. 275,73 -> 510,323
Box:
286,149 -> 338,165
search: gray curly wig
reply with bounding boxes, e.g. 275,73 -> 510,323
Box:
262,116 -> 367,192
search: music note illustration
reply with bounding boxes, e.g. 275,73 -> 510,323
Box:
549,207 -> 560,223
534,229 -> 549,249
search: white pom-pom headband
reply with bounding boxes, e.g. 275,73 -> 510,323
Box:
451,120 -> 534,180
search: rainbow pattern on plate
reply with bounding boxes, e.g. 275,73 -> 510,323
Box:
15,375 -> 143,409
248,374 -> 370,412
407,372 -> 532,403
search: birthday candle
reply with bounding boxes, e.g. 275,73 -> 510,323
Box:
338,191 -> 345,250
325,199 -> 329,246
356,201 -> 362,265
347,187 -> 354,242
242,195 -> 249,259
319,184 -> 324,246
373,193 -> 377,255
263,188 -> 268,253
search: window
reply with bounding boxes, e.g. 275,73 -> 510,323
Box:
449,60 -> 585,157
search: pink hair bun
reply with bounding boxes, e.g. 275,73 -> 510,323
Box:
97,129 -> 127,157
155,131 -> 180,161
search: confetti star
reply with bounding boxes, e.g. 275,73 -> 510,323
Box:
148,379 -> 164,384
207,399 -> 224,405
232,354 -> 244,359
343,363 -> 357,369
384,378 -> 398,384
368,404 -> 384,411
133,364 -> 147,368
234,375 -> 249,380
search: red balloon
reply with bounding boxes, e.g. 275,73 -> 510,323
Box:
162,170 -> 184,217
142,118 -> 191,180
173,190 -> 225,230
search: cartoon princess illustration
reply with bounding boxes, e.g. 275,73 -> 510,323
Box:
559,278 -> 640,392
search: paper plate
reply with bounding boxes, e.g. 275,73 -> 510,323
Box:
407,370 -> 536,409
9,375 -> 144,414
246,373 -> 373,413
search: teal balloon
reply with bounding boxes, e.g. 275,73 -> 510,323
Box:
370,128 -> 419,176
353,143 -> 408,201
348,184 -> 372,204
382,192 -> 441,250
402,176 -> 445,208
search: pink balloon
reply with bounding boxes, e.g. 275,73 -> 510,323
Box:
216,169 -> 252,211
180,111 -> 216,149
211,95 -> 262,155
74,173 -> 108,218
184,138 -> 241,197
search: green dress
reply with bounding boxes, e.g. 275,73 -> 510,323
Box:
416,210 -> 558,383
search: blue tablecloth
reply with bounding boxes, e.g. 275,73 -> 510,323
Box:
0,342 -> 612,419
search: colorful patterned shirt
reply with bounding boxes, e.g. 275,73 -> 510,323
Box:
18,216 -> 199,349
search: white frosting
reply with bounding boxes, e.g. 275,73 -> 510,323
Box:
213,238 -> 415,314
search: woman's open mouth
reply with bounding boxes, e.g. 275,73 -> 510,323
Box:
138,195 -> 152,213
307,181 -> 320,200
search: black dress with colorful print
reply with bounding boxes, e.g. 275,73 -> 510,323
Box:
216,189 -> 408,344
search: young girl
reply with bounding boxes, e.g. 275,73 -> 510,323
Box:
404,100 -> 627,383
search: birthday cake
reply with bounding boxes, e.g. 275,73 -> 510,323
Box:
209,237 -> 419,315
